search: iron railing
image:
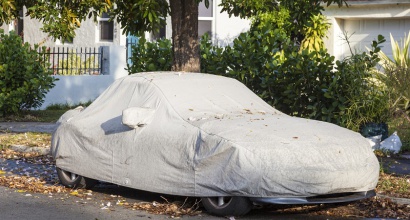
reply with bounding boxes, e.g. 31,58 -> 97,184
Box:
40,47 -> 103,75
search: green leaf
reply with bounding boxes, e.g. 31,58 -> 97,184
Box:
148,12 -> 153,22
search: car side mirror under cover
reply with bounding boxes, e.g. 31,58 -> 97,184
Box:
122,107 -> 155,129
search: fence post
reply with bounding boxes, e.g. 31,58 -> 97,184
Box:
100,46 -> 110,75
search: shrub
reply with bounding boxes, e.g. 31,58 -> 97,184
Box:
267,48 -> 338,122
333,35 -> 389,131
378,32 -> 410,118
220,28 -> 290,97
0,30 -> 56,116
127,37 -> 172,73
200,33 -> 227,74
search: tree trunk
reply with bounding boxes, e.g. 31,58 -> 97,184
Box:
170,0 -> 200,72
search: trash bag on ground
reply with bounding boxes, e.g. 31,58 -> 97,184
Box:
366,135 -> 382,151
379,132 -> 402,154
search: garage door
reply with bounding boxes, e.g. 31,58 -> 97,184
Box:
342,18 -> 410,59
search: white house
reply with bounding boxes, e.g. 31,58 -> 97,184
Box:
4,10 -> 126,48
323,0 -> 410,60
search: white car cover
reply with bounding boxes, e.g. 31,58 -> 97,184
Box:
51,72 -> 379,198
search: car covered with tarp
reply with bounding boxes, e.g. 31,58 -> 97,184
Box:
52,72 -> 379,216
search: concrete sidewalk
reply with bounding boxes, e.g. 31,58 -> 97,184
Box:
0,122 -> 57,134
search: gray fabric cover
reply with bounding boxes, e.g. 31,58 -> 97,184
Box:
51,72 -> 379,198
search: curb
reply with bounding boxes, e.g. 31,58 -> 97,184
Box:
10,145 -> 50,156
377,194 -> 410,205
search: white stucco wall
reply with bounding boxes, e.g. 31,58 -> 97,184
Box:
40,45 -> 128,109
5,7 -> 124,48
213,2 -> 251,45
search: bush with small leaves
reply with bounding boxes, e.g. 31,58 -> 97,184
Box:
0,30 -> 56,116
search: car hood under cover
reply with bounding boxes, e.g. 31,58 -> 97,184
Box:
192,114 -> 379,197
51,72 -> 379,198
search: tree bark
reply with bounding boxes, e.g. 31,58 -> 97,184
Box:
169,0 -> 200,72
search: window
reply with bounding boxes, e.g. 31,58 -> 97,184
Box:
198,0 -> 214,37
98,12 -> 114,42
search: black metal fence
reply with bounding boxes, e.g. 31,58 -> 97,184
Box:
40,47 -> 104,75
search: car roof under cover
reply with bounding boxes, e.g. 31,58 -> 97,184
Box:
67,72 -> 281,134
131,72 -> 280,119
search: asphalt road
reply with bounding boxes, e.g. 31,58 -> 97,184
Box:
0,185 -> 162,220
1,184 -> 381,220
0,185 -> 221,220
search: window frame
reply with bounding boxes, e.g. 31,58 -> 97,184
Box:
198,0 -> 215,38
96,12 -> 115,43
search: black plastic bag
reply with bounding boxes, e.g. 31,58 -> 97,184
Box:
360,122 -> 388,141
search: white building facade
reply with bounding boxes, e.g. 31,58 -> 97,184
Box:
323,0 -> 410,61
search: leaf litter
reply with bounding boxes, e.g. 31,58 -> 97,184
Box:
124,197 -> 202,217
0,132 -> 51,149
